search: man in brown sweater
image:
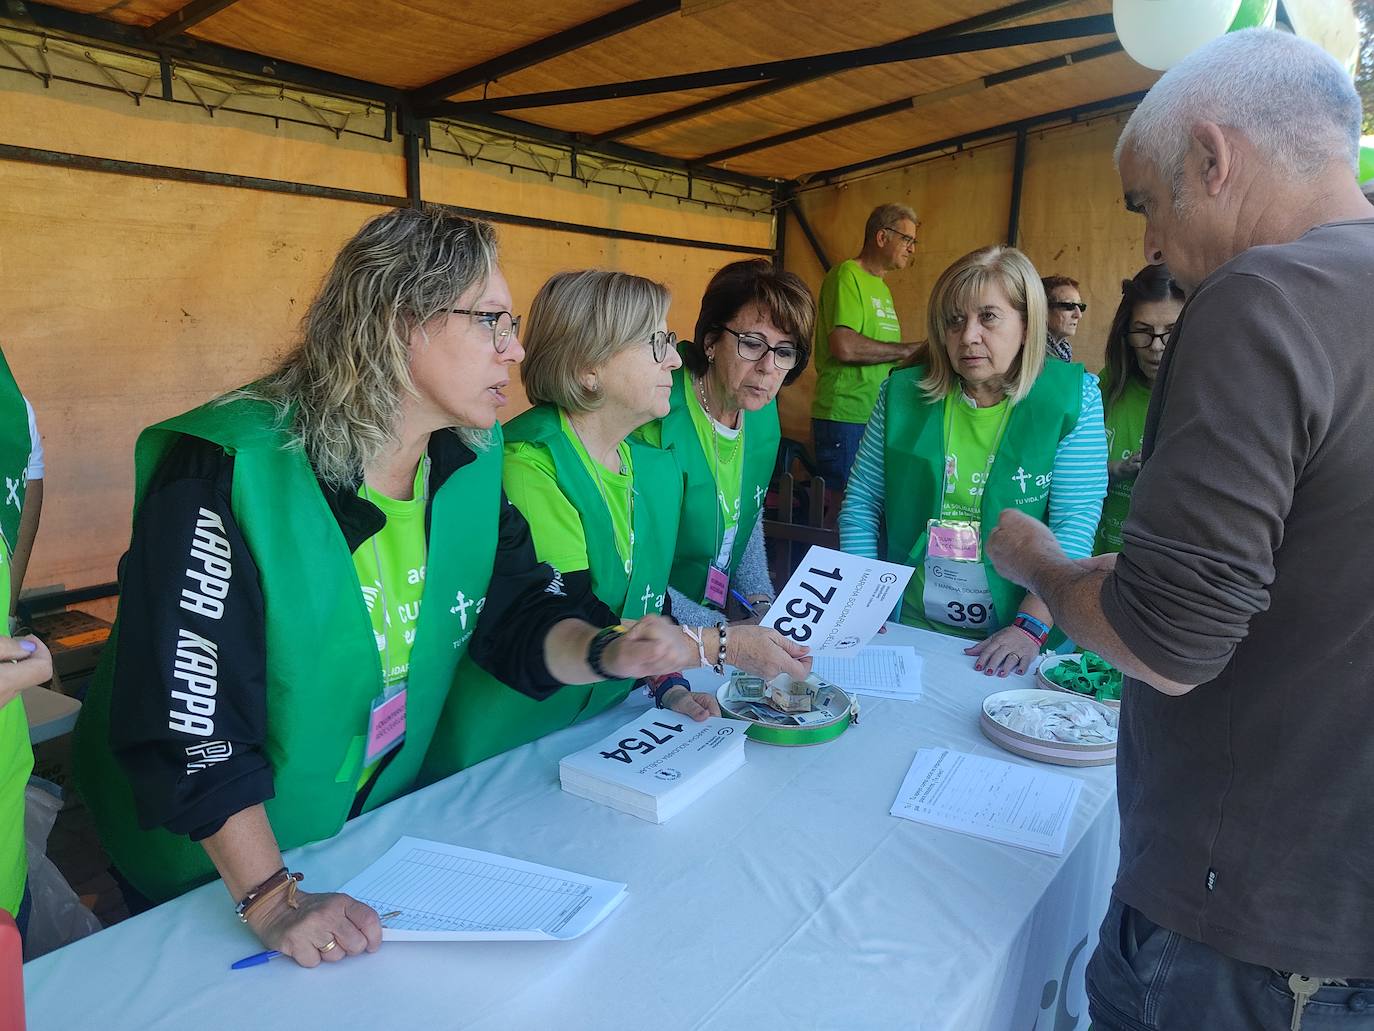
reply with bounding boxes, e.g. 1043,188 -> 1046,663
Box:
988,29 -> 1374,1030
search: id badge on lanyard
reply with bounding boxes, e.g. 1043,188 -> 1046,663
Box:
364,678 -> 407,767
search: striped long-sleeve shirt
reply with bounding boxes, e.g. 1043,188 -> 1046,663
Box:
838,373 -> 1107,560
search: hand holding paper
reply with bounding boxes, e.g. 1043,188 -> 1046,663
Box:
762,547 -> 915,656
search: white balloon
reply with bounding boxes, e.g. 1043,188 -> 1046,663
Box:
1113,0 -> 1242,71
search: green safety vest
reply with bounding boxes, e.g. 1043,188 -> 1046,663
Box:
0,348 -> 31,917
420,404 -> 682,780
1095,374 -> 1151,554
883,362 -> 1083,635
72,396 -> 501,903
651,367 -> 778,605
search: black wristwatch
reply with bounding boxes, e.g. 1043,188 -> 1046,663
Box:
587,625 -> 625,679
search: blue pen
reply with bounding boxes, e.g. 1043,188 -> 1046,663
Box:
231,949 -> 280,970
231,910 -> 402,969
728,588 -> 756,615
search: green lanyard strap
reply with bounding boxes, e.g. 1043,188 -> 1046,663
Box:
937,390 -> 1012,521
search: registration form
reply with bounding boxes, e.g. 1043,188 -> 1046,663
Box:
338,836 -> 628,941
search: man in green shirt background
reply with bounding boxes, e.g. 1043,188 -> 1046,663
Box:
811,202 -> 925,488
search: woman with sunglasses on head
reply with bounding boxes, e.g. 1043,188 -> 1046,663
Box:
421,270 -> 810,778
639,259 -> 816,631
1042,274 -> 1086,362
839,246 -> 1107,677
1094,264 -> 1185,554
73,209 -> 701,967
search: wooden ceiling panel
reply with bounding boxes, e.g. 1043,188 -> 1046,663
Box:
186,0 -> 631,90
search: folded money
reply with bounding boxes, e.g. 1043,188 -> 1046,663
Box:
763,673 -> 815,714
728,671 -> 766,702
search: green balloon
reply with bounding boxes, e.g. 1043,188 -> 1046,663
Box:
1227,0 -> 1276,31
1360,145 -> 1374,186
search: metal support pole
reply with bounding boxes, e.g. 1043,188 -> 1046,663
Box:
790,199 -> 832,272
1006,128 -> 1028,247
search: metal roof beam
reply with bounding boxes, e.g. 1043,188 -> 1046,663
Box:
592,0 -> 1077,143
804,90 -> 1148,186
147,0 -> 242,44
436,12 -> 1113,115
694,41 -> 1121,165
410,0 -> 681,107
14,1 -> 403,104
430,109 -> 784,193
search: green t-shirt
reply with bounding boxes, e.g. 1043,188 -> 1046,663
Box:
900,393 -> 1011,626
683,381 -> 746,566
0,532 -> 24,916
504,412 -> 633,603
1095,375 -> 1152,554
812,258 -> 903,424
352,460 -> 428,786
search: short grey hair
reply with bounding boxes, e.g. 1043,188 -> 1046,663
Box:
1115,28 -> 1360,192
520,269 -> 670,413
864,202 -> 918,244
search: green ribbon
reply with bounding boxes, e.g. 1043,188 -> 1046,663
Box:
1042,651 -> 1123,702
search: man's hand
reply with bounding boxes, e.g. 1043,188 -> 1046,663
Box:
985,510 -> 1065,590
1107,452 -> 1143,483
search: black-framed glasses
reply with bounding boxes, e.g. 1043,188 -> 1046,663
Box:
1049,301 -> 1088,313
717,325 -> 801,371
648,330 -> 677,363
882,224 -> 917,248
1127,326 -> 1173,348
448,309 -> 521,353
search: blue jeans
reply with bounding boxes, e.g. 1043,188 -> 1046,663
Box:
811,418 -> 867,490
1086,895 -> 1374,1030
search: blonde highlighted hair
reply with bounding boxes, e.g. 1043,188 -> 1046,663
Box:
920,245 -> 1047,405
520,269 -> 670,413
239,206 -> 499,487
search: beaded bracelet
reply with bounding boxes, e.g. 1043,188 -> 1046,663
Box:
713,622 -> 728,675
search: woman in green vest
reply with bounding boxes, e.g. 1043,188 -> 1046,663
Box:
72,208 -> 704,968
838,245 -> 1107,677
422,270 -> 813,780
0,346 -> 55,938
639,259 -> 815,627
1093,264 -> 1184,553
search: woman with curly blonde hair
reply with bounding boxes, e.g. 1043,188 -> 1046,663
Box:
75,206 -> 699,967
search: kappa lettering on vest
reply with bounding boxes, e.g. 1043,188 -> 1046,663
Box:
180,508 -> 232,619
168,627 -> 220,737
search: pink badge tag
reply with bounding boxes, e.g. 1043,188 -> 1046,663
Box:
364,687 -> 407,767
705,564 -> 730,606
927,522 -> 981,562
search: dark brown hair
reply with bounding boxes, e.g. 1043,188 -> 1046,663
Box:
681,259 -> 815,385
1100,264 -> 1185,410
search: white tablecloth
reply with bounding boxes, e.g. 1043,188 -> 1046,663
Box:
25,625 -> 1119,1030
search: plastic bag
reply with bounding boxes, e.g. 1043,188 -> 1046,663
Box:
23,778 -> 101,960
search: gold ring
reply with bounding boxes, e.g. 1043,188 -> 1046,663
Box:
318,937 -> 338,953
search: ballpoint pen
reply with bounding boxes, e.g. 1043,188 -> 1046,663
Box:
231,911 -> 402,969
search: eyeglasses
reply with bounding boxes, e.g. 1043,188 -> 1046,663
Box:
883,224 -> 918,249
1049,301 -> 1088,313
648,330 -> 677,363
1127,327 -> 1173,348
717,325 -> 801,371
448,309 -> 521,353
